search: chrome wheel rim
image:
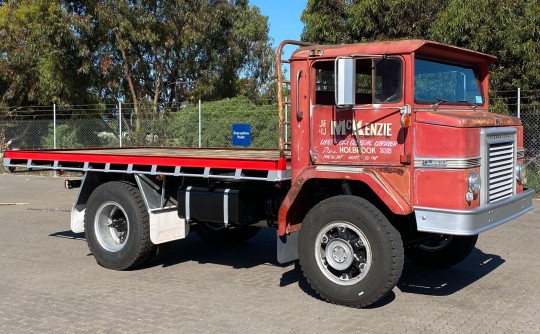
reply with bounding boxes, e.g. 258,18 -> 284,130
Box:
315,221 -> 372,286
94,202 -> 129,252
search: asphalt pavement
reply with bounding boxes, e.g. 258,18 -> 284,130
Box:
0,174 -> 539,333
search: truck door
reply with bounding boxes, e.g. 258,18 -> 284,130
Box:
310,57 -> 408,166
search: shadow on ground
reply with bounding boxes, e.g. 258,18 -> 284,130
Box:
50,229 -> 505,304
49,230 -> 85,240
398,248 -> 505,296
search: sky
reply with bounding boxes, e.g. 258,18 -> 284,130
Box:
249,0 -> 307,59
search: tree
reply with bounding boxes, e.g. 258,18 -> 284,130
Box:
301,0 -> 540,92
345,0 -> 449,42
430,0 -> 540,91
0,0 -> 95,106
83,0 -> 274,102
58,0 -> 274,135
301,0 -> 348,44
0,0 -> 274,109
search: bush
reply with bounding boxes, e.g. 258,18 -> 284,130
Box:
43,123 -> 101,148
525,165 -> 540,195
166,96 -> 278,148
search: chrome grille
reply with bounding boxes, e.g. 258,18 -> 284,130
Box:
488,140 -> 515,202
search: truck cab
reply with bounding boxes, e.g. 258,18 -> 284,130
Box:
274,40 -> 533,306
279,40 -> 532,236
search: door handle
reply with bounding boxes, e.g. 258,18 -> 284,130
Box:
296,70 -> 303,121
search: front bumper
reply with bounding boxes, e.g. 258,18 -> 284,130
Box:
414,189 -> 535,236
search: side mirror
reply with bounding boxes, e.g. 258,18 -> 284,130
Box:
335,57 -> 356,107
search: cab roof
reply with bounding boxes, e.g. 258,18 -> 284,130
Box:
291,39 -> 497,65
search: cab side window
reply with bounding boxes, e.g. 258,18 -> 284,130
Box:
374,58 -> 402,103
355,59 -> 373,104
314,62 -> 336,105
313,58 -> 402,105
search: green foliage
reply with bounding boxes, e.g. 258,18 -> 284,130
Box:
525,165 -> 540,195
301,0 -> 348,44
489,99 -> 511,116
80,0 -> 274,105
430,0 -> 540,92
167,96 -> 278,148
301,0 -> 540,94
43,123 -> 101,149
0,0 -> 274,111
0,0 -> 95,106
302,0 -> 449,44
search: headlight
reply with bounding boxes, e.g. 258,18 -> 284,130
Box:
468,172 -> 481,195
516,163 -> 527,183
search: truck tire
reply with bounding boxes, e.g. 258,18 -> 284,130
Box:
84,181 -> 155,270
298,195 -> 404,308
194,222 -> 260,246
405,235 -> 478,267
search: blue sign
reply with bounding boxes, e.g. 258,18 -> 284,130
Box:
232,124 -> 251,147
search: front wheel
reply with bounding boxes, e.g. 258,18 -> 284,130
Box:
298,195 -> 404,308
405,235 -> 478,267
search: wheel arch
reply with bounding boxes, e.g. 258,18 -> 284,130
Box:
75,172 -> 135,206
278,168 -> 412,236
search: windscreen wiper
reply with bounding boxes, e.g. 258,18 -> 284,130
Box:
457,100 -> 478,110
431,98 -> 447,111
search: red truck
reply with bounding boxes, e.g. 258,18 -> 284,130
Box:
3,40 -> 534,308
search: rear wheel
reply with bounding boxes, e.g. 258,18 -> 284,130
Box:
405,235 -> 478,267
194,222 -> 261,246
85,181 -> 155,270
298,195 -> 404,308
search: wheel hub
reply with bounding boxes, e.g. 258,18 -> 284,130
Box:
95,202 -> 130,252
108,217 -> 127,232
326,239 -> 354,271
315,221 -> 372,286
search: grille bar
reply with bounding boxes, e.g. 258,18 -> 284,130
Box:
488,140 -> 515,202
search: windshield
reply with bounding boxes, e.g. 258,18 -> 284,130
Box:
414,58 -> 484,105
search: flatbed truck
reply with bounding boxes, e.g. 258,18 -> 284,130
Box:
3,40 -> 534,308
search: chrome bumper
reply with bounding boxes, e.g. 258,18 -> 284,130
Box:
414,189 -> 535,236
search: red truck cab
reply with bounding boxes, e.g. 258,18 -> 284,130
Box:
279,39 -> 532,237
272,40 -> 533,306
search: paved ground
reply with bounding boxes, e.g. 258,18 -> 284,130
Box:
0,174 -> 539,334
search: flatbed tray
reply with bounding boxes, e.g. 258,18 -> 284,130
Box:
3,147 -> 291,182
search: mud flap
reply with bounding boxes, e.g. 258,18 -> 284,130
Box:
149,208 -> 189,244
277,231 -> 299,264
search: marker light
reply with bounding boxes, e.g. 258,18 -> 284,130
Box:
401,113 -> 411,128
516,163 -> 527,184
468,172 -> 481,195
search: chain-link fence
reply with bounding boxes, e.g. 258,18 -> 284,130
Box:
492,89 -> 540,192
0,99 -> 281,152
492,89 -> 540,164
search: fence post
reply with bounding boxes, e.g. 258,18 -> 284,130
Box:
517,88 -> 521,118
198,99 -> 202,148
53,104 -> 56,149
119,101 -> 122,147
